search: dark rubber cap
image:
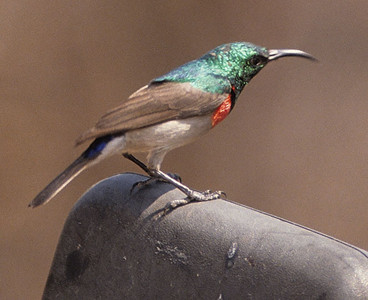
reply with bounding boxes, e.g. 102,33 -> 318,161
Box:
43,173 -> 368,299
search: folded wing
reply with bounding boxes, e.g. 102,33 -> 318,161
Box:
76,81 -> 229,145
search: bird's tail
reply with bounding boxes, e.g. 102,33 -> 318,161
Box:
28,155 -> 91,208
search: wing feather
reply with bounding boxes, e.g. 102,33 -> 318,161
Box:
76,81 -> 229,145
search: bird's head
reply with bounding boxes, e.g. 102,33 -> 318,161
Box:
203,42 -> 316,96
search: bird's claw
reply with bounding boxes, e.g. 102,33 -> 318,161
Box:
130,178 -> 155,194
161,189 -> 226,213
189,189 -> 227,201
153,189 -> 227,219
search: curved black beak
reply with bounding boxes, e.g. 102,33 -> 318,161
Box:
268,49 -> 317,62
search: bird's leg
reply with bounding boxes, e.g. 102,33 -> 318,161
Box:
123,153 -> 225,210
123,153 -> 182,182
123,153 -> 182,195
123,153 -> 153,176
150,169 -> 226,210
123,153 -> 159,193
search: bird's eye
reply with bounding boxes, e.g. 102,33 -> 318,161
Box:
250,56 -> 264,67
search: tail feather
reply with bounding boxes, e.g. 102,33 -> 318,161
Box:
28,156 -> 90,208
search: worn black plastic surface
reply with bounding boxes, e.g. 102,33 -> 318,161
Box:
43,173 -> 368,299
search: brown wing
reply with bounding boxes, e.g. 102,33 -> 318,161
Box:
76,81 -> 229,145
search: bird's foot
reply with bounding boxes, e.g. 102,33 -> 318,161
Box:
130,177 -> 155,194
146,169 -> 227,214
162,189 -> 226,214
188,189 -> 226,202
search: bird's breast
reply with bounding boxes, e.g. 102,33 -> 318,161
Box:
211,94 -> 232,127
123,115 -> 213,153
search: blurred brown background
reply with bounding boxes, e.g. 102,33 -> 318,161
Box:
1,1 -> 368,298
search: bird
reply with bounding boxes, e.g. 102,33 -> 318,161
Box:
29,42 -> 316,208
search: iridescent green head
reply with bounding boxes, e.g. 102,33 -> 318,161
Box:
153,42 -> 315,96
202,42 -> 269,93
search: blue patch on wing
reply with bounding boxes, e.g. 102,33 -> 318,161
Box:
83,135 -> 114,159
